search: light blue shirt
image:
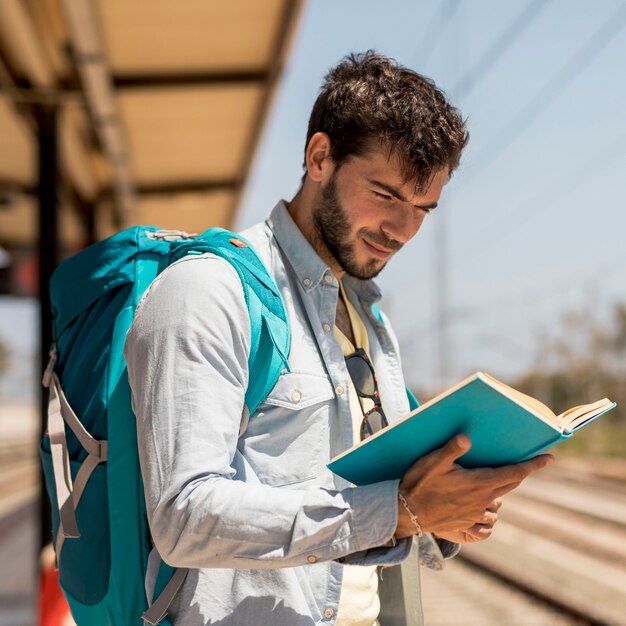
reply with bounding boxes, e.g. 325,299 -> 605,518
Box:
124,201 -> 454,626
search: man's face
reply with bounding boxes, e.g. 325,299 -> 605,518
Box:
311,147 -> 448,279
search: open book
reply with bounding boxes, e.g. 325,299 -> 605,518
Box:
327,371 -> 616,486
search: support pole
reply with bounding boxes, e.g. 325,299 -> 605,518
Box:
36,101 -> 59,551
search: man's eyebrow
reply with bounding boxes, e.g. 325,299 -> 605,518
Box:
369,179 -> 438,210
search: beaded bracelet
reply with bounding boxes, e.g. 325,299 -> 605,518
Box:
398,492 -> 423,537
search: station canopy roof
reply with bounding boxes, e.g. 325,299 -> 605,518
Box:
0,0 -> 303,253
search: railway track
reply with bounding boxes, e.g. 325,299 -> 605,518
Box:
0,441 -> 38,523
0,403 -> 39,525
0,438 -> 39,626
421,456 -> 626,626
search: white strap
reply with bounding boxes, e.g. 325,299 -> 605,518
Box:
54,450 -> 107,556
48,373 -> 80,539
50,371 -> 104,458
142,567 -> 189,625
46,367 -> 107,557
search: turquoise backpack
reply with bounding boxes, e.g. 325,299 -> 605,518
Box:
40,226 -> 290,626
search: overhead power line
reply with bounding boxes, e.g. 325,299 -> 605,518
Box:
400,241 -> 626,350
465,1 -> 626,175
426,0 -> 552,386
451,0 -> 553,99
453,131 -> 626,263
410,0 -> 460,69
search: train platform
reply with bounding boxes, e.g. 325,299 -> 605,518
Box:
1,405 -> 625,626
421,559 -> 587,626
0,403 -> 38,626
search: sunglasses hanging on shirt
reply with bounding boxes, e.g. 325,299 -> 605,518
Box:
344,348 -> 389,440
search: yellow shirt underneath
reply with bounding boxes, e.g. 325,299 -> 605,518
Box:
334,282 -> 380,626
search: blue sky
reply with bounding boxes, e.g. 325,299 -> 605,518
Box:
1,0 -> 625,401
237,0 -> 626,391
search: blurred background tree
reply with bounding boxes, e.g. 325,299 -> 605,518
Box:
514,301 -> 626,458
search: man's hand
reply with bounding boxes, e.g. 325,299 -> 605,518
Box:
395,434 -> 552,539
433,497 -> 502,543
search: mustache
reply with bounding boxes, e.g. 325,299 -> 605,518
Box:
359,229 -> 403,252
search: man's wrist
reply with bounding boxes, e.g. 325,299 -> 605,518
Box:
398,491 -> 423,536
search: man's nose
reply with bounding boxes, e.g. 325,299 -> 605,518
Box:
381,204 -> 422,244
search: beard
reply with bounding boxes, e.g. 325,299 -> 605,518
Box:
311,173 -> 402,280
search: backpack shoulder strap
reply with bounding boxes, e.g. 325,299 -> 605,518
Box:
169,228 -> 290,417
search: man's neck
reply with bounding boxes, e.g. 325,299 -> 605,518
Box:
287,188 -> 345,281
287,190 -> 354,342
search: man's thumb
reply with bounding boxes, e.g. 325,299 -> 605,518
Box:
431,434 -> 472,467
403,434 -> 472,484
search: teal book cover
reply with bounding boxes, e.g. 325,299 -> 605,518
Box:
327,372 -> 616,486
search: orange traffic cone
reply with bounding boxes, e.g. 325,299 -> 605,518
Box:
39,544 -> 76,626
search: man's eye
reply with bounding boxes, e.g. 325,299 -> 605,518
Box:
373,191 -> 392,201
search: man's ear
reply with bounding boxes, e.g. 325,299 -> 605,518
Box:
305,132 -> 334,183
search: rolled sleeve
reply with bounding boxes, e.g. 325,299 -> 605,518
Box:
334,479 -> 413,566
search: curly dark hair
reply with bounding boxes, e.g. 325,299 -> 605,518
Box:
304,51 -> 468,191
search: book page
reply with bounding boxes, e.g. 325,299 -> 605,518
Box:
479,373 -> 560,428
558,398 -> 613,431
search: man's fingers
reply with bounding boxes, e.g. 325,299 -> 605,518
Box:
487,497 -> 503,513
480,510 -> 498,526
481,453 -> 554,486
470,524 -> 495,540
515,453 -> 555,473
489,457 -> 553,498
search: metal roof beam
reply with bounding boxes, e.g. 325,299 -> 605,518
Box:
228,0 -> 304,225
117,179 -> 239,197
113,70 -> 268,90
60,0 -> 136,226
0,179 -> 35,195
0,0 -> 55,88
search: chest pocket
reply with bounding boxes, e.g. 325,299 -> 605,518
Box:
263,370 -> 335,410
241,371 -> 335,487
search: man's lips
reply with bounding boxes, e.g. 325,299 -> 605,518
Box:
362,238 -> 394,259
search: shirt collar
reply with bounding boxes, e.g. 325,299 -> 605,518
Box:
266,200 -> 382,304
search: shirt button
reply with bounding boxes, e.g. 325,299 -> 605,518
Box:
335,385 -> 344,396
323,607 -> 335,619
303,278 -> 312,287
307,554 -> 318,564
324,274 -> 333,284
291,390 -> 302,403
323,323 -> 332,332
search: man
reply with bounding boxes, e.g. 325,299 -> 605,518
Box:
124,51 -> 551,625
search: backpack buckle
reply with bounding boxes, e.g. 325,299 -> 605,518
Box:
147,229 -> 198,241
98,440 -> 108,462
